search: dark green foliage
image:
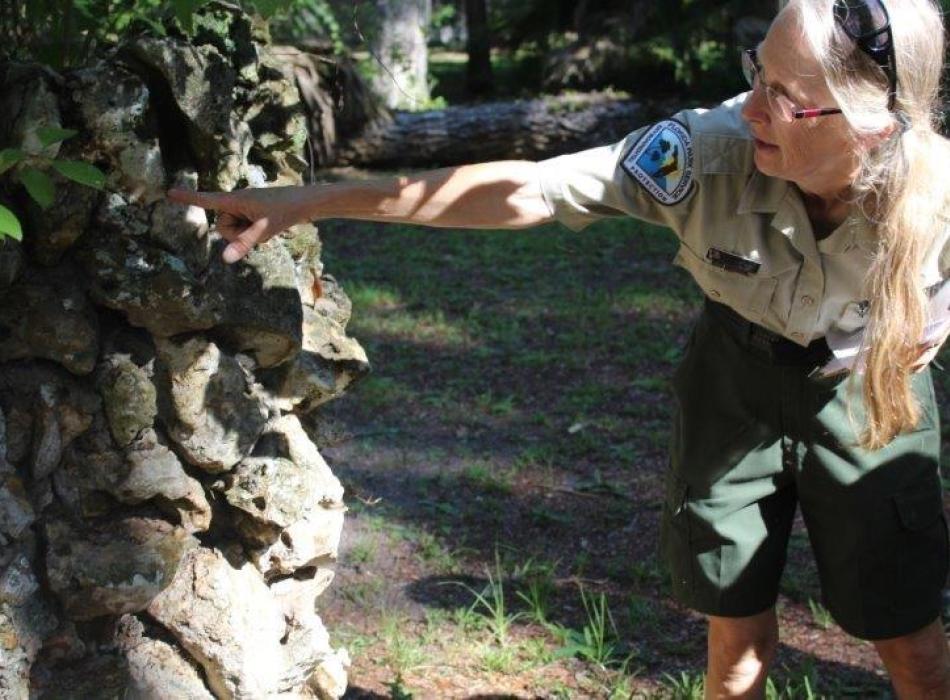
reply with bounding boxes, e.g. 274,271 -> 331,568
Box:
0,0 -> 341,69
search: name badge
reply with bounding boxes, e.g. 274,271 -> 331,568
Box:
706,247 -> 761,276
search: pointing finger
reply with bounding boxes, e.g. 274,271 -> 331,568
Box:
167,189 -> 231,211
223,217 -> 271,264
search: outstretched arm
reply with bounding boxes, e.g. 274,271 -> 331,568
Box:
168,161 -> 553,263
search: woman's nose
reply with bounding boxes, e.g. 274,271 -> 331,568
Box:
741,87 -> 770,125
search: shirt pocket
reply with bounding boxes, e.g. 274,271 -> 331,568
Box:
673,243 -> 778,322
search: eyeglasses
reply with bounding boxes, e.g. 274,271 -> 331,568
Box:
833,0 -> 897,111
741,49 -> 843,122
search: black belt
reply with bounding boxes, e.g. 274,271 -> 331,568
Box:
704,297 -> 832,367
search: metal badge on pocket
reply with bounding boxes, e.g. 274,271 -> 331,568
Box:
705,247 -> 761,276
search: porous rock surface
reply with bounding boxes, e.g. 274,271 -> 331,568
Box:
0,4 -> 368,697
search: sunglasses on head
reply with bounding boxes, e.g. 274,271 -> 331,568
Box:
833,0 -> 898,111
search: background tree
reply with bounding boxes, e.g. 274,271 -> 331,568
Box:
368,0 -> 432,109
464,0 -> 492,96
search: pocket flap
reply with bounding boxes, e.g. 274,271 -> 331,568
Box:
673,244 -> 777,319
894,482 -> 944,531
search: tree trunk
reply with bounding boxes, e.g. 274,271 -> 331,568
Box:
464,0 -> 492,96
335,93 -> 674,168
369,0 -> 432,110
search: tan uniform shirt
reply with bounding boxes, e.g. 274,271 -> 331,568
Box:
537,93 -> 950,347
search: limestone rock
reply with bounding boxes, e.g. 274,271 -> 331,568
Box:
147,548 -> 292,698
122,431 -> 211,533
155,336 -> 269,473
309,647 -> 351,700
24,180 -> 100,266
125,37 -> 235,163
0,550 -> 59,699
68,63 -> 165,203
31,653 -> 132,699
56,419 -> 210,532
97,354 -> 157,447
0,474 -> 34,547
262,305 -> 369,413
45,516 -> 198,620
0,63 -> 63,158
191,1 -> 259,85
116,614 -> 215,700
0,364 -> 100,480
0,405 -> 8,468
0,238 -> 22,290
78,215 -> 220,338
80,213 -> 303,366
0,266 -> 99,375
223,415 -> 345,577
148,174 -> 212,274
244,67 -> 309,181
204,236 -> 304,368
270,576 -> 340,691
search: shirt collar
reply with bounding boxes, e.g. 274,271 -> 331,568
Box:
737,170 -> 877,255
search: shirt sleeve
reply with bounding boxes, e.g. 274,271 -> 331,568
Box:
537,94 -> 750,235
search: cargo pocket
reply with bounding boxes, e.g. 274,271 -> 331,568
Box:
660,476 -> 694,602
856,478 -> 950,637
895,480 -> 948,606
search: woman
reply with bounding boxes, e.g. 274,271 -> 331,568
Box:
170,0 -> 950,695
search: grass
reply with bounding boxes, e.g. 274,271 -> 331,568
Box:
550,584 -> 625,669
453,549 -> 523,647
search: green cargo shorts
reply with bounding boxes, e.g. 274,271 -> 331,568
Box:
659,301 -> 949,640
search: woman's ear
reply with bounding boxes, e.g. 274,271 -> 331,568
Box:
857,122 -> 898,151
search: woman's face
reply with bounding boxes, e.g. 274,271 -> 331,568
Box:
740,11 -> 859,198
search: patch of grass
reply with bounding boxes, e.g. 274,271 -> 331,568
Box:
453,550 -> 523,647
474,390 -> 517,416
766,662 -> 821,699
347,538 -> 377,566
481,643 -> 519,673
381,613 -> 427,675
808,598 -> 835,630
460,461 -> 514,495
550,585 -> 623,668
514,558 -> 557,626
415,530 -> 460,571
337,577 -> 386,606
386,673 -> 415,700
662,670 -> 706,699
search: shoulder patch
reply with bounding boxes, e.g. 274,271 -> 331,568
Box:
621,119 -> 695,206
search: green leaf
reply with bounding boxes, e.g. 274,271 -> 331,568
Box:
249,0 -> 295,18
0,204 -> 22,241
172,0 -> 212,33
52,160 -> 107,190
18,168 -> 56,209
37,127 -> 78,148
0,149 -> 24,176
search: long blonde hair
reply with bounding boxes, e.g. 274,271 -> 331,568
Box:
787,0 -> 950,449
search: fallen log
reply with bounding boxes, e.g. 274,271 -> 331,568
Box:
334,92 -> 675,168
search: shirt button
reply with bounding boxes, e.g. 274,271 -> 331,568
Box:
801,295 -> 814,307
710,290 -> 721,298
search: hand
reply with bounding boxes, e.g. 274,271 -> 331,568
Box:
167,186 -> 309,263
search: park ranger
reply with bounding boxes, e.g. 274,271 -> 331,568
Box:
170,0 -> 950,695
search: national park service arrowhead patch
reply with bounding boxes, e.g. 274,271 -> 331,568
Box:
621,119 -> 694,206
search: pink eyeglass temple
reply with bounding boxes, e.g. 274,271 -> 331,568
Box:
794,107 -> 843,119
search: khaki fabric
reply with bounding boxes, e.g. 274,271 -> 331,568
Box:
537,92 -> 950,347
